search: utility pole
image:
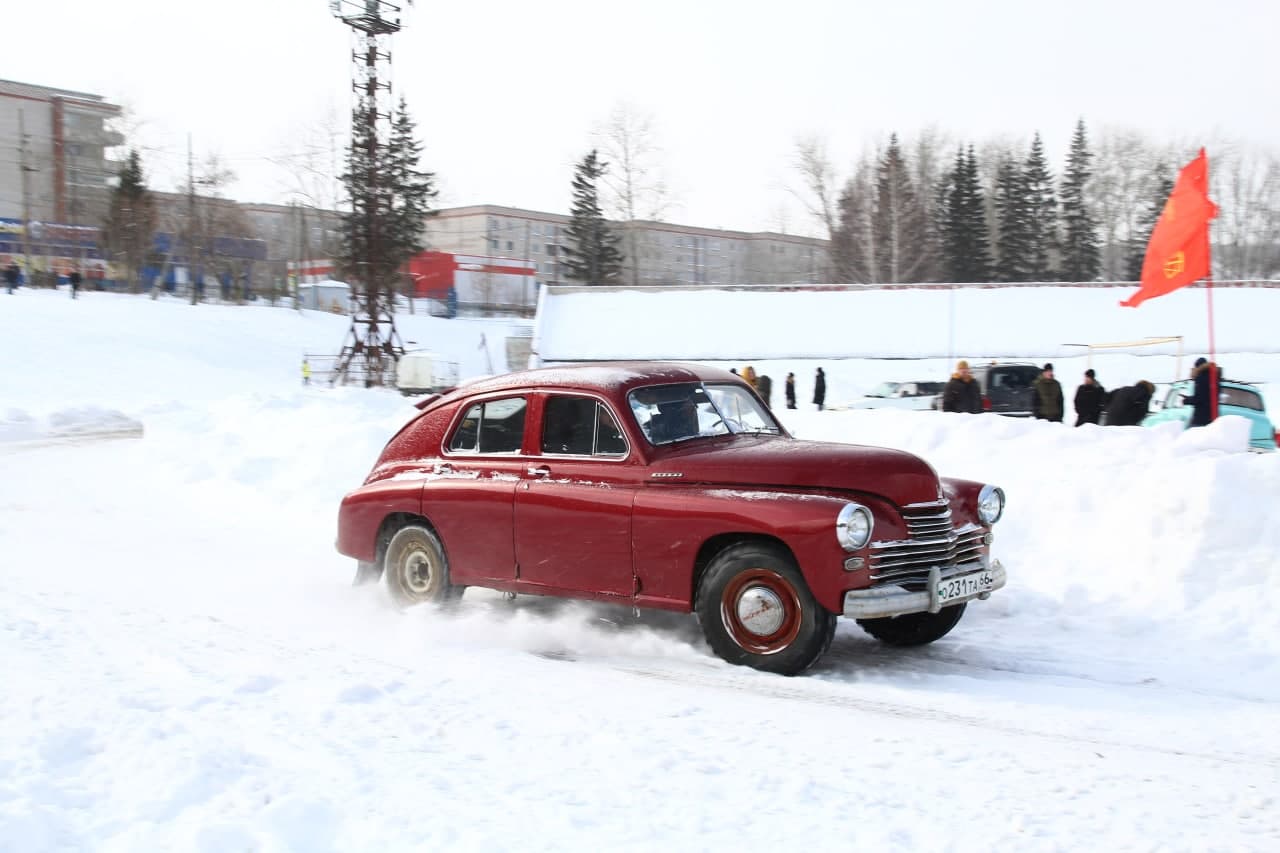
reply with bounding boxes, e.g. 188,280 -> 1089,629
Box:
18,109 -> 34,281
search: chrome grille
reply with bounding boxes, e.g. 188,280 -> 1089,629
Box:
869,508 -> 986,586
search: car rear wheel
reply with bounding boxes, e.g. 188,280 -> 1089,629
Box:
383,524 -> 462,608
695,543 -> 836,676
857,603 -> 966,646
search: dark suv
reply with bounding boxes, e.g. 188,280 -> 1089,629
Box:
934,362 -> 1042,416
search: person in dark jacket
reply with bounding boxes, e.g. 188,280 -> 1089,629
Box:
69,269 -> 82,300
1073,369 -> 1106,426
785,373 -> 797,409
1031,363 -> 1064,422
1182,357 -> 1221,427
812,367 -> 826,411
941,359 -> 983,413
1103,380 -> 1155,426
4,263 -> 18,294
757,374 -> 773,408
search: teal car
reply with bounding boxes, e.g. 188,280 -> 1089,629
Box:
1143,379 -> 1278,452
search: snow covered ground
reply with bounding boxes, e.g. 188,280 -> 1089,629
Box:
2,288 -> 1279,850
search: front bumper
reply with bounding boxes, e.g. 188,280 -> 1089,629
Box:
842,559 -> 1006,620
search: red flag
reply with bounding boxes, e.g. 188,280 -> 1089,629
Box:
1121,148 -> 1219,308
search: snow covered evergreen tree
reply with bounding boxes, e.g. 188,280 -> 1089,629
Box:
938,146 -> 993,282
1059,119 -> 1102,281
1022,133 -> 1059,281
872,134 -> 933,283
561,150 -> 624,285
102,149 -> 156,294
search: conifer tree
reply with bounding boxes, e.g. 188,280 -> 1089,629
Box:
938,146 -> 992,282
830,163 -> 877,283
1059,119 -> 1102,281
1022,132 -> 1059,280
102,149 -> 156,293
1126,165 -> 1175,280
337,97 -> 437,299
561,150 -> 624,284
872,134 -> 933,283
993,153 -> 1029,281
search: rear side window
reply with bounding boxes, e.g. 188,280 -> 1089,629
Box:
987,367 -> 1038,392
1220,387 -> 1263,411
449,397 -> 527,454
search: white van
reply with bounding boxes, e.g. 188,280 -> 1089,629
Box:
395,351 -> 461,396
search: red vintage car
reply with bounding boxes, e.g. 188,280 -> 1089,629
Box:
337,363 -> 1007,675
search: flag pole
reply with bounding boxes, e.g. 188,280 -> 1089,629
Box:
1206,277 -> 1218,421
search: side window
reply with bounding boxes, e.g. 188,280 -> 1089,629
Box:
542,396 -> 595,455
594,404 -> 627,455
449,397 -> 527,454
542,396 -> 628,457
1165,389 -> 1183,409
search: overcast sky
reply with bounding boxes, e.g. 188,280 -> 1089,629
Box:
6,0 -> 1276,234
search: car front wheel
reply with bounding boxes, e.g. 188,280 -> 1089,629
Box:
383,524 -> 462,608
857,603 -> 966,646
695,543 -> 836,676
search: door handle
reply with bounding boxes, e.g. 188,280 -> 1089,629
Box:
527,465 -> 550,478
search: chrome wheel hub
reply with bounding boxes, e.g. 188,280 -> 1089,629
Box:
736,586 -> 785,636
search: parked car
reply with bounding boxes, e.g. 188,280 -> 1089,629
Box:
849,381 -> 947,411
1143,379 -> 1278,452
337,363 -> 1008,675
932,362 -> 1043,416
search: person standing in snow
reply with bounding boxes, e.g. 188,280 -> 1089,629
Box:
4,263 -> 18,294
941,359 -> 982,413
757,374 -> 773,408
812,367 -> 826,411
1182,357 -> 1221,427
302,358 -> 312,386
1032,363 -> 1064,422
741,365 -> 758,389
1073,368 -> 1106,426
68,269 -> 82,300
1103,381 -> 1155,426
785,372 -> 796,409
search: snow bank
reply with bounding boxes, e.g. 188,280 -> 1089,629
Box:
0,407 -> 143,445
2,288 -> 1278,849
535,284 -> 1280,360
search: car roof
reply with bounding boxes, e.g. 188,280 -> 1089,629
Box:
438,361 -> 743,402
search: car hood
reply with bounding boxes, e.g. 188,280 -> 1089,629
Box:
648,436 -> 941,507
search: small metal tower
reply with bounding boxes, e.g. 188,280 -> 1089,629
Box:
329,0 -> 408,387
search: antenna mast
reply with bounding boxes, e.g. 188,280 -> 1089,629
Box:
329,0 -> 408,387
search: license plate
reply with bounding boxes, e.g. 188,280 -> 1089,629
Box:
935,570 -> 995,606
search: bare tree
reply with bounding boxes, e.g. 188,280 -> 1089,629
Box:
595,102 -> 670,286
791,135 -> 840,238
1211,141 -> 1280,280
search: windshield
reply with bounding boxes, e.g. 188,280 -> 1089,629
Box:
628,382 -> 783,445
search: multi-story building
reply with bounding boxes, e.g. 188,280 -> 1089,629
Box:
425,204 -> 830,290
0,78 -> 122,227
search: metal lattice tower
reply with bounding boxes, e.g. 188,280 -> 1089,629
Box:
329,0 -> 408,387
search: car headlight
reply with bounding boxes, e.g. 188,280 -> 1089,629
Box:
978,485 -> 1005,524
836,503 -> 873,550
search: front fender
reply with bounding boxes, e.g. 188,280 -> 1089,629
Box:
632,487 -> 880,614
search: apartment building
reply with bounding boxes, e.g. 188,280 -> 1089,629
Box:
425,204 -> 831,289
0,78 -> 122,227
